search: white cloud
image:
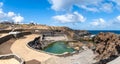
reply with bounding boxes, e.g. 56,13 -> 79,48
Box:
80,5 -> 99,12
112,15 -> 120,24
100,3 -> 113,12
53,12 -> 85,23
49,0 -> 74,11
49,0 -> 119,12
89,16 -> 120,29
49,0 -> 103,12
75,0 -> 102,7
91,18 -> 106,27
0,2 -> 24,23
12,15 -> 24,23
80,0 -> 102,6
7,12 -> 16,17
116,15 -> 120,21
0,9 -> 6,18
0,2 -> 4,18
112,0 -> 120,5
112,0 -> 120,10
0,2 -> 3,7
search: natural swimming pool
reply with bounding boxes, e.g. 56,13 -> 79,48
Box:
43,41 -> 75,54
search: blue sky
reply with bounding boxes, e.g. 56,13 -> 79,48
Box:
0,0 -> 120,30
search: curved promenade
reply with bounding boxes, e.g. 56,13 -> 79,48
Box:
0,34 -> 57,64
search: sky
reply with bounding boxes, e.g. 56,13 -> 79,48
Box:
0,0 -> 120,30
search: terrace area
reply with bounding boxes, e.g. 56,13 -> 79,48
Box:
0,34 -> 58,64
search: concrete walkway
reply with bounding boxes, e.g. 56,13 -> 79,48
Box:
0,34 -> 57,64
10,34 -> 57,64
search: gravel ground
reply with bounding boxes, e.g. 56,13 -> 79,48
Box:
45,49 -> 97,64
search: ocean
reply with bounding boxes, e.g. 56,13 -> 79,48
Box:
88,30 -> 120,35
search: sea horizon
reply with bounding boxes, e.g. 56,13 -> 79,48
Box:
87,30 -> 120,34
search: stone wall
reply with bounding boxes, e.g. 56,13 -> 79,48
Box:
27,36 -> 78,57
0,32 -> 32,44
15,32 -> 32,38
0,54 -> 25,64
0,29 -> 24,33
0,34 -> 13,44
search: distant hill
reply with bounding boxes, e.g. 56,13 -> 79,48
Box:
0,23 -> 89,40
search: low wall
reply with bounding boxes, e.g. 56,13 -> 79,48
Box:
15,32 -> 32,38
27,42 -> 77,57
27,37 -> 77,57
0,34 -> 13,44
0,54 -> 25,64
0,32 -> 32,44
0,29 -> 24,33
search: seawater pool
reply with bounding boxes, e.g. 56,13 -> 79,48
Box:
43,41 -> 75,54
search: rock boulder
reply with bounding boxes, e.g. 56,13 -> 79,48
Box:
93,32 -> 120,64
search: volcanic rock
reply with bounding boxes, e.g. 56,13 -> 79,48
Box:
28,36 -> 43,50
68,41 -> 84,51
93,32 -> 120,64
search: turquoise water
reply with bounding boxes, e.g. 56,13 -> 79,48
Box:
44,41 -> 75,54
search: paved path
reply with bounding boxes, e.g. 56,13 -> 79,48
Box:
10,34 -> 57,64
0,34 -> 57,64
